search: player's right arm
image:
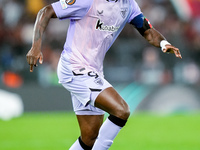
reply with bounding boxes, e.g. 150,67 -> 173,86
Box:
26,0 -> 92,72
26,5 -> 57,72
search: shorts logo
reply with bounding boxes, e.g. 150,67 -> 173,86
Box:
88,71 -> 99,78
94,78 -> 104,86
66,0 -> 76,5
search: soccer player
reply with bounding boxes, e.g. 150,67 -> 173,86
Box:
26,0 -> 182,149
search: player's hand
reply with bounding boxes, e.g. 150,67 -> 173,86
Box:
163,45 -> 182,59
26,48 -> 43,72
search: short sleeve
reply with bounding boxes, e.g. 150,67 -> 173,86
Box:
51,0 -> 93,20
128,0 -> 142,23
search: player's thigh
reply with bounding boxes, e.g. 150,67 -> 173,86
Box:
95,87 -> 130,120
76,115 -> 104,139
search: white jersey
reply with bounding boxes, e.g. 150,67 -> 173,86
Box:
52,0 -> 142,83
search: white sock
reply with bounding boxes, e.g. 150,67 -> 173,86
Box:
92,116 -> 125,150
69,139 -> 84,150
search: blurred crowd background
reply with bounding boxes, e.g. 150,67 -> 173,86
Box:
0,0 -> 199,86
0,0 -> 200,87
0,0 -> 200,118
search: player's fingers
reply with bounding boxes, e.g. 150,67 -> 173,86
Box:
174,49 -> 182,59
28,57 -> 35,65
164,45 -> 182,59
163,45 -> 172,53
162,48 -> 168,53
33,56 -> 39,65
30,64 -> 34,72
39,53 -> 43,64
27,56 -> 38,72
163,48 -> 173,54
26,55 -> 33,65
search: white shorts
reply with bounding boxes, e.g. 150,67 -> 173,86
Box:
57,64 -> 112,115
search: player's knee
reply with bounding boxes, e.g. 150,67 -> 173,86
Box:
123,105 -> 130,119
81,130 -> 98,146
115,104 -> 130,120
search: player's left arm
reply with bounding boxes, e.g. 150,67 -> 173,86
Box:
130,14 -> 182,59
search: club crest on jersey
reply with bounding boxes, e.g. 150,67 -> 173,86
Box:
66,0 -> 76,5
121,8 -> 128,18
95,19 -> 119,32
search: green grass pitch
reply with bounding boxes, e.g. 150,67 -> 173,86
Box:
0,112 -> 200,150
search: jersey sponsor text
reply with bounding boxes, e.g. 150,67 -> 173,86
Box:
95,19 -> 119,32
